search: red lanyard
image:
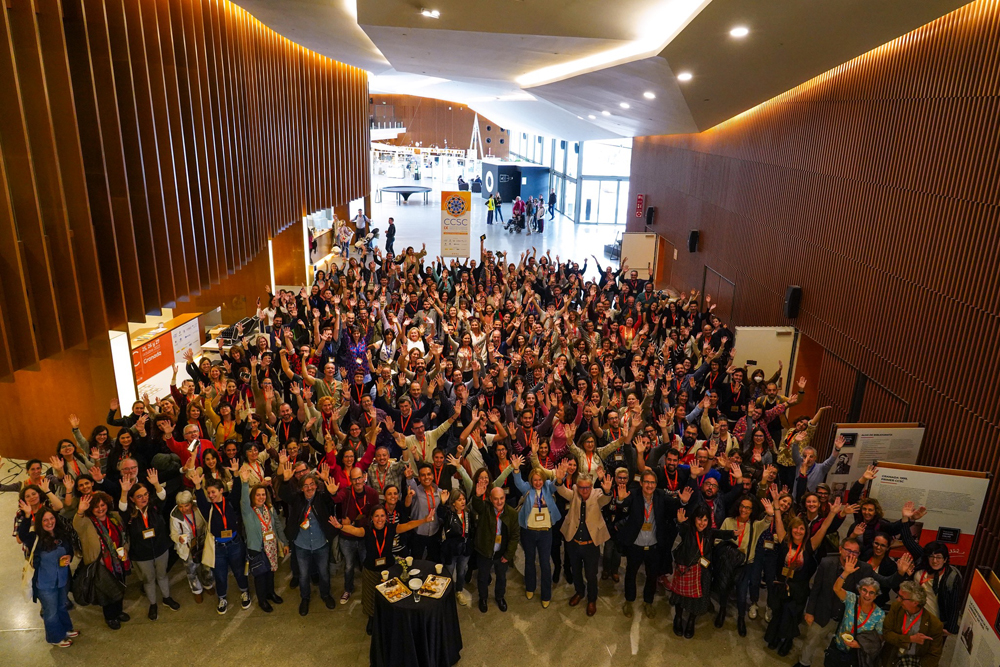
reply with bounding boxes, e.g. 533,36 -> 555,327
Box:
664,468 -> 678,490
787,540 -> 804,568
495,510 -> 503,537
221,421 -> 235,441
460,512 -> 467,538
183,512 -> 197,540
281,421 -> 291,441
416,436 -> 427,461
854,603 -> 876,633
374,527 -> 387,558
643,499 -> 652,523
695,531 -> 705,557
250,462 -> 263,480
736,520 -> 747,547
433,466 -> 443,487
400,412 -> 412,433
141,510 -> 150,530
425,488 -> 436,513
585,452 -> 595,472
918,572 -> 933,587
255,507 -> 272,532
322,413 -> 335,435
374,466 -> 387,491
353,489 -> 367,517
70,460 -> 81,477
213,499 -> 228,530
901,611 -> 923,635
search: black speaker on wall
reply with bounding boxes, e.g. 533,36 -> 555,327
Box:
784,285 -> 802,319
688,230 -> 699,252
645,206 -> 656,227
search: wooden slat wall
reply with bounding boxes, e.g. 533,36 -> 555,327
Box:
372,94 -> 508,157
0,0 -> 369,373
627,0 -> 1000,572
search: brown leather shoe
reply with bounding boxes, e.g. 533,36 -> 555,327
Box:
194,592 -> 203,604
569,594 -> 583,607
587,602 -> 597,616
611,574 -> 620,583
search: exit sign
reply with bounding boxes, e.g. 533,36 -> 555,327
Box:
635,194 -> 646,218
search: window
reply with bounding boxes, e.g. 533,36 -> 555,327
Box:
581,139 -> 632,177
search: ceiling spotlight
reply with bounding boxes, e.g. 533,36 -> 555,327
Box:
677,72 -> 693,82
420,8 -> 440,18
601,110 -> 611,116
730,26 -> 749,38
587,114 -> 596,119
619,102 -> 630,109
643,91 -> 656,99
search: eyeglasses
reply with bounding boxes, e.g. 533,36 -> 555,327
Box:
873,542 -> 889,549
842,549 -> 861,556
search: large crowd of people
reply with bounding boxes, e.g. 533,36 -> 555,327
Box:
5,236 -> 956,666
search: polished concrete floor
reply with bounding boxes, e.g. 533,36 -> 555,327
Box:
360,171 -> 622,280
1,460 -> 910,666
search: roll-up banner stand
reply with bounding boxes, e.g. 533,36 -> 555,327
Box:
867,462 -> 991,567
825,423 -> 925,495
954,568 -> 1000,667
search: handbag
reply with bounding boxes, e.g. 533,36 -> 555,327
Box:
21,541 -> 37,602
248,549 -> 270,577
71,560 -> 99,606
201,506 -> 216,567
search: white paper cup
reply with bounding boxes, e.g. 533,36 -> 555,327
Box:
405,556 -> 413,566
381,570 -> 389,581
435,564 -> 443,574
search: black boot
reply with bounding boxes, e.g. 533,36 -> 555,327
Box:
366,617 -> 374,636
673,607 -> 685,637
714,603 -> 726,628
777,638 -> 793,657
737,614 -> 747,637
552,565 -> 561,583
684,613 -> 696,639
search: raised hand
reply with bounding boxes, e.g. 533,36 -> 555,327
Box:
862,465 -> 878,482
146,469 -> 160,487
897,552 -> 915,575
440,489 -> 450,504
901,500 -> 915,520
834,434 -> 846,450
68,413 -> 81,430
841,553 -> 859,576
77,494 -> 91,514
510,454 -> 525,471
677,507 -> 687,523
761,498 -> 774,516
679,486 -> 694,504
328,515 -> 343,529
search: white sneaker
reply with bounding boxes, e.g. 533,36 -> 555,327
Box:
457,591 -> 470,606
748,603 -> 758,620
764,606 -> 773,623
217,598 -> 228,615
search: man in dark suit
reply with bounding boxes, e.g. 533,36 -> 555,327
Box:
470,484 -> 520,614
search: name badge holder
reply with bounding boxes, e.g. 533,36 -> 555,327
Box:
532,507 -> 552,529
264,531 -> 276,542
641,522 -> 653,532
220,529 -> 233,539
699,557 -> 710,568
142,528 -> 156,540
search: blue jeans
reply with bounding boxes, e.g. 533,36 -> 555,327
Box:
521,528 -> 553,601
339,538 -> 366,594
295,541 -> 331,601
448,553 -> 470,594
37,585 -> 72,644
213,537 -> 249,599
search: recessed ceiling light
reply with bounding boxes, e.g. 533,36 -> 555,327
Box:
420,8 -> 440,18
587,114 -> 596,119
730,26 -> 749,38
677,72 -> 693,82
601,110 -> 611,116
643,91 -> 656,99
577,115 -> 583,119
619,102 -> 630,109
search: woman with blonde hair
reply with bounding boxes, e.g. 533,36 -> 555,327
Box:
512,460 -> 561,607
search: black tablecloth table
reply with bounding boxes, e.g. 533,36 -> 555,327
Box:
370,559 -> 463,667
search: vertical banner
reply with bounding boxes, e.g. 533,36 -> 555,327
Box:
132,317 -> 203,401
868,462 -> 991,566
953,569 -> 1000,667
825,423 -> 925,494
441,190 -> 471,257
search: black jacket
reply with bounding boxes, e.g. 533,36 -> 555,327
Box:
805,554 -> 902,626
616,488 -> 682,547
279,483 -> 338,543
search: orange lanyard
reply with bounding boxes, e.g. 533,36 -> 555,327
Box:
854,604 -> 876,633
585,452 -> 595,472
643,499 -> 652,523
141,510 -> 150,530
221,421 -> 235,441
736,520 -> 747,547
353,489 -> 367,517
374,527 -> 388,557
695,531 -> 705,557
250,462 -> 263,480
374,466 -> 387,491
255,507 -> 272,532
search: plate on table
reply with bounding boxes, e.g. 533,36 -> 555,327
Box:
408,569 -> 421,577
408,578 -> 423,590
377,578 -> 412,603
419,574 -> 451,598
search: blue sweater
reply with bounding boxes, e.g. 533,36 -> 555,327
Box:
512,475 -> 562,527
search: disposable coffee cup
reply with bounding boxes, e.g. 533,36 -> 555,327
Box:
405,556 -> 413,566
381,570 -> 389,581
435,564 -> 443,574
